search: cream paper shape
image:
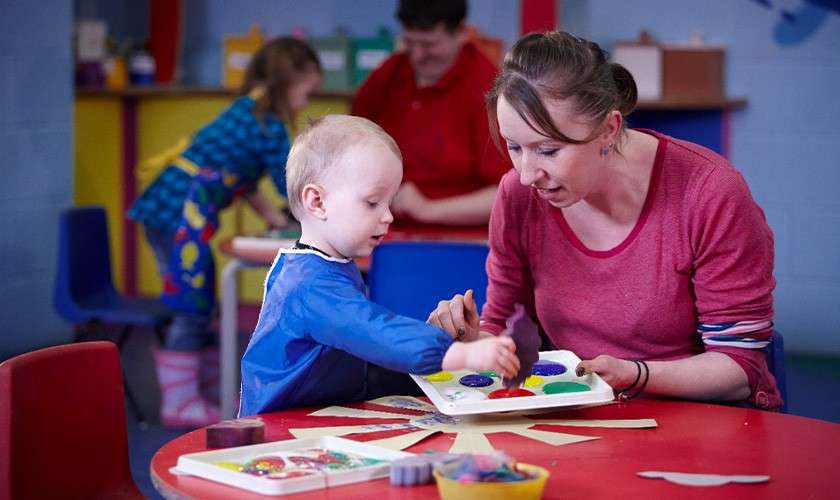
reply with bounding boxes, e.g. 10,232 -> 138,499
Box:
288,396 -> 657,453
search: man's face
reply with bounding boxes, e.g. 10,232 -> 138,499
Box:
402,23 -> 464,86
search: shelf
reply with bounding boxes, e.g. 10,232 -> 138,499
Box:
75,85 -> 355,100
635,97 -> 747,110
76,86 -> 746,111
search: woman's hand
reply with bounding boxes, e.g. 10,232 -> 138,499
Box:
427,289 -> 481,342
576,355 -> 640,390
442,336 -> 519,379
391,182 -> 432,222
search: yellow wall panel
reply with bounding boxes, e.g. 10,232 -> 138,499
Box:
73,98 -> 125,291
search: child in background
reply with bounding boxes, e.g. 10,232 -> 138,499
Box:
128,38 -> 321,427
238,115 -> 519,416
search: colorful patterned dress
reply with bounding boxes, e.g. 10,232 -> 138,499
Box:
129,94 -> 290,315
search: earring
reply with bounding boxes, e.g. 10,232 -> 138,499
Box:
600,143 -> 614,157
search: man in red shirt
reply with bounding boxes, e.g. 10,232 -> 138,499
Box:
352,0 -> 511,228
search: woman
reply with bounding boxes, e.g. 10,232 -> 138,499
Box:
430,31 -> 781,410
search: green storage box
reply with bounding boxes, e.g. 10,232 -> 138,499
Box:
351,27 -> 394,87
311,29 -> 352,91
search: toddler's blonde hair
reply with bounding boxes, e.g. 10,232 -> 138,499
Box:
286,115 -> 401,218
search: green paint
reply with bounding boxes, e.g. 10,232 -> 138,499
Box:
479,371 -> 498,378
543,382 -> 591,394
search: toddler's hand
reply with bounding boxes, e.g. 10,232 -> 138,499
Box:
443,337 -> 519,379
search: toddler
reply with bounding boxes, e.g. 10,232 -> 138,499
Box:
239,115 -> 518,415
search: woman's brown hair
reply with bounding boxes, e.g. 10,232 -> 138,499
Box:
487,31 -> 637,150
240,37 -> 321,125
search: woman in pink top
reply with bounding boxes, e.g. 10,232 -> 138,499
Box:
429,31 -> 781,410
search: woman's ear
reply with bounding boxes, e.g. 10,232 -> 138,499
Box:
301,184 -> 328,220
602,110 -> 623,144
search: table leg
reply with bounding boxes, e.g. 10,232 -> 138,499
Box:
220,258 -> 244,419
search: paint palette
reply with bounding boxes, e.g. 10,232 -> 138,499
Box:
174,436 -> 412,495
411,350 -> 614,416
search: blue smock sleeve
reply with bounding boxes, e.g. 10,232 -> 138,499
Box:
301,270 -> 454,375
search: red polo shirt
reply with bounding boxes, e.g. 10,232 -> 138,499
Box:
352,43 -> 511,203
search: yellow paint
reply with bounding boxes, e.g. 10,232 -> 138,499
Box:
524,375 -> 544,388
74,98 -> 125,291
425,371 -> 454,382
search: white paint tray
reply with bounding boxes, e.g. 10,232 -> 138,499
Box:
174,436 -> 412,495
411,350 -> 615,415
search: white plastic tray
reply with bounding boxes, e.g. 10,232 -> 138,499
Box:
174,436 -> 413,496
411,350 -> 615,415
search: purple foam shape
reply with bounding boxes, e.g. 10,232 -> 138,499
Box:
502,304 -> 541,388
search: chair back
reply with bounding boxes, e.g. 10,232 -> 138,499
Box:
368,241 -> 490,321
53,206 -> 117,322
0,341 -> 141,499
766,330 -> 788,412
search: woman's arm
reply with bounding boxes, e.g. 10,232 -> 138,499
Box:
391,183 -> 498,225
245,190 -> 288,229
577,352 -> 750,401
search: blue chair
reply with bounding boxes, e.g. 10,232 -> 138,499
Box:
765,330 -> 788,413
368,241 -> 490,321
53,206 -> 171,422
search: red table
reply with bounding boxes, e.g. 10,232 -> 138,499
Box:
151,399 -> 839,499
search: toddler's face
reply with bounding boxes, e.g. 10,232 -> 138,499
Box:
286,71 -> 322,115
322,141 -> 402,258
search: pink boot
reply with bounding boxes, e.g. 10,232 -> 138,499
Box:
154,350 -> 221,428
200,347 -> 220,406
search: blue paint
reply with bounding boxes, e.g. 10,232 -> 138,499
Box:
459,374 -> 494,388
532,361 -> 567,376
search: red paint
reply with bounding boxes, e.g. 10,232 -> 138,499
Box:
488,388 -> 535,399
520,0 -> 557,35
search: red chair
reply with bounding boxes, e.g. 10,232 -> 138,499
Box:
0,341 -> 143,499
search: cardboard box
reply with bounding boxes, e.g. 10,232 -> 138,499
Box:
662,45 -> 724,100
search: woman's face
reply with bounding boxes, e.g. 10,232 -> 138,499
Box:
497,96 -> 610,208
286,70 -> 322,115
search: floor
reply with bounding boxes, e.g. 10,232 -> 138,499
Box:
119,317 -> 840,500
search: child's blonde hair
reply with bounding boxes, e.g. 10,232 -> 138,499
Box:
286,115 -> 402,219
240,37 -> 321,125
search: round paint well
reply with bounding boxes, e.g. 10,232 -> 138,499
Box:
532,360 -> 567,376
523,375 -> 544,388
459,374 -> 494,388
543,381 -> 590,394
488,388 -> 535,399
425,371 -> 453,382
479,370 -> 499,378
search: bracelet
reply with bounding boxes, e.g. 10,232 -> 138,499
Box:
619,360 -> 650,401
615,360 -> 641,395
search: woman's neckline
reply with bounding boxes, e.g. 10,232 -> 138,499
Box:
551,129 -> 666,259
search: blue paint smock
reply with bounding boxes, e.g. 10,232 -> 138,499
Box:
239,248 -> 454,416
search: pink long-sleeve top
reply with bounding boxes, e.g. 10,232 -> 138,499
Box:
482,130 -> 781,410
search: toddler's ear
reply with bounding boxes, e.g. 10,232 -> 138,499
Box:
301,184 -> 328,220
